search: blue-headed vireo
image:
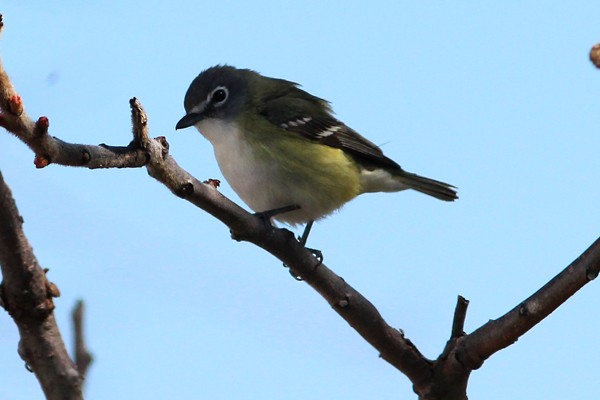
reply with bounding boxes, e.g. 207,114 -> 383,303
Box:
175,65 -> 457,228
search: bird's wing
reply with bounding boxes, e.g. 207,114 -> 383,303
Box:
259,95 -> 401,170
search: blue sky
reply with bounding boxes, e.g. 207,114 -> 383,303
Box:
1,2 -> 600,399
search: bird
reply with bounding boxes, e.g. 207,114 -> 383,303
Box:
175,65 -> 457,240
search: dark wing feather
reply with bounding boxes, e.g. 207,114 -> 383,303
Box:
259,94 -> 401,170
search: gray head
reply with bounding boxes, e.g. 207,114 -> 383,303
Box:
175,65 -> 253,130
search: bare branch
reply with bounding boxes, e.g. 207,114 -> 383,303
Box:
451,296 -> 469,339
72,300 -> 93,378
0,170 -> 83,400
590,43 -> 600,68
414,240 -> 600,399
0,22 -> 147,170
456,237 -> 600,370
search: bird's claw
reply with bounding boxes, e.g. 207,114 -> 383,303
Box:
283,241 -> 323,282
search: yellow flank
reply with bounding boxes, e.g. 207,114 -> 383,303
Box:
248,126 -> 362,223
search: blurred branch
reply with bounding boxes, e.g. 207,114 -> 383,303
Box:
72,300 -> 93,378
589,43 -> 600,68
0,170 -> 83,400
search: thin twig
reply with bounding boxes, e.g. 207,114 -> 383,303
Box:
72,300 -> 93,378
451,295 -> 469,339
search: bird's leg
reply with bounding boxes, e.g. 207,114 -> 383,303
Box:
253,204 -> 300,221
299,220 -> 314,246
299,220 -> 323,265
231,205 -> 300,241
286,220 -> 323,281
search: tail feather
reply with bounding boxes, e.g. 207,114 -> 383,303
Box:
395,171 -> 458,201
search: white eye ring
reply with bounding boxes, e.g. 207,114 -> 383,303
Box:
210,86 -> 229,106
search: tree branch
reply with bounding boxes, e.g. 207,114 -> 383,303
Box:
0,170 -> 83,400
456,237 -> 600,370
451,296 -> 469,339
0,19 -> 146,170
72,300 -> 93,378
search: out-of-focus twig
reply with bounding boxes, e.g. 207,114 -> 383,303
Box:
72,300 -> 93,378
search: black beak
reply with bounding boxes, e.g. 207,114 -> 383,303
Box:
175,112 -> 204,130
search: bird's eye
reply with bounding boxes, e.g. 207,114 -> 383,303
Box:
211,86 -> 228,106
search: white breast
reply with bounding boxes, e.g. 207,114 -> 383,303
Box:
195,119 -> 282,214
